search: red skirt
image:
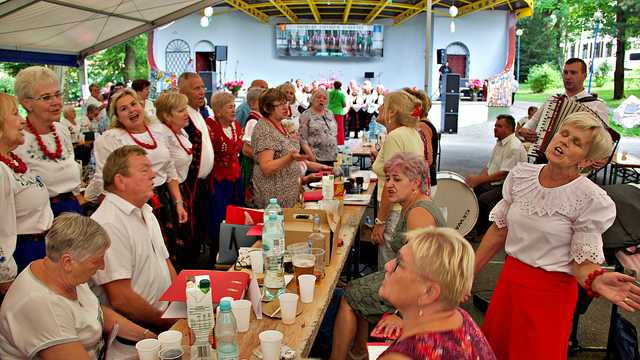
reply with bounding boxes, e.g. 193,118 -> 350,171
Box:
334,114 -> 345,145
482,256 -> 578,360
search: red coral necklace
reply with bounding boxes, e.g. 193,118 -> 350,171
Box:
266,118 -> 288,137
0,152 -> 27,174
26,119 -> 62,160
127,126 -> 158,150
165,124 -> 192,155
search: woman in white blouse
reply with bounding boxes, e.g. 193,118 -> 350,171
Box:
0,214 -> 155,359
0,93 -> 53,287
155,91 -> 193,268
475,112 -> 640,359
14,66 -> 82,217
85,89 -> 187,255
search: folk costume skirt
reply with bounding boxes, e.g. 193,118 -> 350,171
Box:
482,256 -> 578,360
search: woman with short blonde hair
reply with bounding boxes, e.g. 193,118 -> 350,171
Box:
476,111 -> 637,359
371,90 -> 425,269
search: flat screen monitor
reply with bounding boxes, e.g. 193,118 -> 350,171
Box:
276,24 -> 383,58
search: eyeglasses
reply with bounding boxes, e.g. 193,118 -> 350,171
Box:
29,91 -> 62,102
391,257 -> 400,273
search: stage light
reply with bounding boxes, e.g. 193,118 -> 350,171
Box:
200,16 -> 210,27
449,5 -> 458,17
204,6 -> 214,17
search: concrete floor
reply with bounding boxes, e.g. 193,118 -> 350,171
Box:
441,101 -> 640,360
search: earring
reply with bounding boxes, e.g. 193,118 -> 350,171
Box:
418,309 -> 423,317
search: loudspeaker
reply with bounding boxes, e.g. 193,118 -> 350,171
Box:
444,73 -> 460,94
442,113 -> 458,134
198,71 -> 217,103
436,49 -> 446,65
215,45 -> 228,61
364,72 -> 374,79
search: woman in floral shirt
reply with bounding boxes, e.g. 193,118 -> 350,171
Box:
299,89 -> 337,167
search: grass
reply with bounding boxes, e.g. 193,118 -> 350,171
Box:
515,80 -> 640,137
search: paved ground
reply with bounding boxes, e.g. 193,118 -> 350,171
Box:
439,101 -> 640,359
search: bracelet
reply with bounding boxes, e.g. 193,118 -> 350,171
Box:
141,328 -> 150,340
375,217 -> 386,225
584,268 -> 606,297
175,200 -> 184,206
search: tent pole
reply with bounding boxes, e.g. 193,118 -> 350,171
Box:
424,0 -> 433,96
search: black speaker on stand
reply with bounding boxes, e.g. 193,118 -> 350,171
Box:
441,73 -> 460,134
436,49 -> 446,65
215,45 -> 228,61
364,72 -> 374,79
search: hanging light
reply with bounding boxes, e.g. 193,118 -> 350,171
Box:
200,16 -> 210,27
204,6 -> 214,17
448,5 -> 458,17
450,20 -> 456,33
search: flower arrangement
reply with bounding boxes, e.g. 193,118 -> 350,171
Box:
466,79 -> 483,94
223,80 -> 244,94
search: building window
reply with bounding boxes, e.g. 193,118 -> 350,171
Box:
606,43 -> 613,57
165,39 -> 191,76
582,44 -> 589,59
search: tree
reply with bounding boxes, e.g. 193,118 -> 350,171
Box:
518,10 -> 561,81
87,33 -> 149,86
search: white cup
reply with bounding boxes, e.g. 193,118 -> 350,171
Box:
279,293 -> 299,325
135,338 -> 160,360
298,274 -> 316,303
231,299 -> 252,332
157,330 -> 182,350
249,250 -> 264,274
259,330 -> 283,360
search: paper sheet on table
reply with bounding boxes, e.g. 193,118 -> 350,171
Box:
344,194 -> 373,205
162,301 -> 187,319
367,342 -> 390,359
248,274 -> 263,320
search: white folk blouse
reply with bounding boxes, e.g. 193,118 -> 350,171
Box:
490,163 -> 616,275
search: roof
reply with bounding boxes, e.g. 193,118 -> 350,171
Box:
0,0 -> 224,65
0,0 -> 532,66
221,0 -> 533,25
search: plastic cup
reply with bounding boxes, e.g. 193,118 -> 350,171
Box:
298,274 -> 316,303
135,338 -> 160,360
249,250 -> 264,274
310,248 -> 326,279
231,299 -> 252,332
259,330 -> 283,360
159,347 -> 184,360
158,330 -> 182,351
287,242 -> 310,255
278,293 -> 299,325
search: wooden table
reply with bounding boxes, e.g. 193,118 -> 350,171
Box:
171,185 -> 374,359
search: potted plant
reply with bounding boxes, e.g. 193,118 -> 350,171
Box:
223,80 -> 244,97
466,79 -> 482,101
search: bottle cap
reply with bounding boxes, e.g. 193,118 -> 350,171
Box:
219,300 -> 232,311
198,279 -> 211,292
270,198 -> 277,204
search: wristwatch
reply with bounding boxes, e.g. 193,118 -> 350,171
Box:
375,218 -> 386,225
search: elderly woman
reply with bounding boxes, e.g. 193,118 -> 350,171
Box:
376,227 -> 495,359
0,93 -> 53,286
155,91 -> 193,268
240,87 -> 265,206
328,81 -> 347,145
330,152 -> 446,360
86,88 -> 187,254
475,112 -> 640,359
61,105 -> 89,142
131,79 -> 159,124
371,91 -> 424,269
0,214 -> 156,359
208,92 -> 244,262
299,89 -> 338,166
14,66 -> 82,216
403,87 -> 438,195
277,82 -> 301,131
252,89 -> 329,208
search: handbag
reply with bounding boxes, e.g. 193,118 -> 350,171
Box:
217,222 -> 259,265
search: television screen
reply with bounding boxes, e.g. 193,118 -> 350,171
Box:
276,24 -> 383,58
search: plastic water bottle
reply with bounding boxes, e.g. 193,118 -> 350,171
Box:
264,198 -> 283,224
368,120 -> 376,142
215,300 -> 239,360
263,214 -> 285,301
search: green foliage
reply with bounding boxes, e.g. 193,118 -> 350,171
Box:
87,33 -> 149,86
518,11 -> 561,82
527,63 -> 562,93
0,71 -> 15,94
0,62 -> 35,77
64,67 -> 81,103
594,62 -> 610,87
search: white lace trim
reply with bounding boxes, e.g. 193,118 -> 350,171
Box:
510,163 -> 609,218
571,232 -> 605,264
489,200 -> 509,228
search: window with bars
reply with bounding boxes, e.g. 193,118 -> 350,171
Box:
165,39 -> 191,76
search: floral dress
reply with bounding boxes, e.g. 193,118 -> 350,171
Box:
299,109 -> 337,163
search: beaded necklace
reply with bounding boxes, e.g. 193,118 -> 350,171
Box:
0,152 -> 27,174
26,120 -> 62,160
127,126 -> 158,150
165,124 -> 192,155
266,118 -> 289,137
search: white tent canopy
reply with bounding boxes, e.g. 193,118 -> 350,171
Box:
0,0 -> 222,65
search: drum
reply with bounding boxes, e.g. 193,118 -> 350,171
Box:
432,171 -> 479,237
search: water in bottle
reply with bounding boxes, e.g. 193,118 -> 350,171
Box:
215,300 -> 239,360
263,214 -> 285,301
264,198 -> 283,224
